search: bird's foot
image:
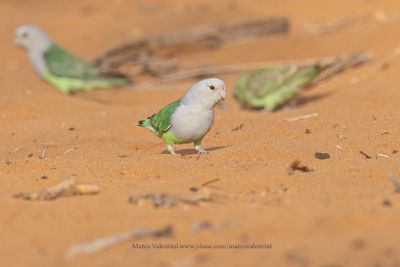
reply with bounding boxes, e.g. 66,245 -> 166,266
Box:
167,144 -> 182,156
195,145 -> 208,155
197,149 -> 208,155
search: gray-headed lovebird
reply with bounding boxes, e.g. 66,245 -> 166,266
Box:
137,78 -> 226,156
14,25 -> 130,93
234,65 -> 321,111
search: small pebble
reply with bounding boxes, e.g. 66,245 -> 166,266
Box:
315,152 -> 330,160
192,220 -> 218,233
189,187 -> 199,192
382,199 -> 392,207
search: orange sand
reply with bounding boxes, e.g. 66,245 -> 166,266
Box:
2,0 -> 400,266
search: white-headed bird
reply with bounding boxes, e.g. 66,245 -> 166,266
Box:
234,65 -> 321,111
14,25 -> 129,93
137,78 -> 226,156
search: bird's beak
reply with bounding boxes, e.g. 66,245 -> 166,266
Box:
220,90 -> 226,101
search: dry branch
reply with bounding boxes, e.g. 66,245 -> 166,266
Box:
92,17 -> 371,89
307,51 -> 372,87
14,179 -> 100,200
93,17 -> 289,72
66,225 -> 173,257
128,191 -> 213,208
131,51 -> 372,89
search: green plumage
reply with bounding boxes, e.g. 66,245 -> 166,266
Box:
43,44 -> 129,93
44,44 -> 100,79
138,99 -> 182,137
234,65 -> 321,111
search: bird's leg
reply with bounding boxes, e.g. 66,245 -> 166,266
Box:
167,144 -> 181,156
194,140 -> 208,154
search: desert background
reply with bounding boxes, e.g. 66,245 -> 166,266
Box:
2,0 -> 400,266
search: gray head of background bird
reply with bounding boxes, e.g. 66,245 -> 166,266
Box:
182,78 -> 226,109
14,25 -> 52,54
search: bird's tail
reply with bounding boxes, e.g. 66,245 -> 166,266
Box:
137,119 -> 149,127
137,118 -> 158,135
137,118 -> 153,128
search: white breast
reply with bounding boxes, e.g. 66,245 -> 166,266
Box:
170,103 -> 214,142
28,51 -> 47,76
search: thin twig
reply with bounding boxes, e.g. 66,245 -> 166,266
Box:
11,146 -> 23,153
307,52 -> 372,87
128,191 -> 213,208
377,153 -> 389,158
305,11 -> 400,35
64,148 -> 76,155
200,178 -> 220,187
286,113 -> 318,122
14,179 -> 100,200
304,14 -> 368,35
129,52 -> 371,89
359,151 -> 372,159
66,225 -> 173,258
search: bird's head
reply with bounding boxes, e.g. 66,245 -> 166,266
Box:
182,78 -> 226,109
14,25 -> 52,53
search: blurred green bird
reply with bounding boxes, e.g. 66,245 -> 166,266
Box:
14,25 -> 130,94
234,64 -> 321,111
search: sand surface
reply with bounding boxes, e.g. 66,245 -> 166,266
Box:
2,0 -> 400,266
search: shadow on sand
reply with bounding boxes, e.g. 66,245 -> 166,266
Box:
161,146 -> 228,155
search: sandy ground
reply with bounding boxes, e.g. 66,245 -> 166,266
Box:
2,0 -> 400,266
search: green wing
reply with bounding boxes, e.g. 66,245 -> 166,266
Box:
149,99 -> 182,136
44,44 -> 102,79
234,65 -> 321,111
42,44 -> 129,93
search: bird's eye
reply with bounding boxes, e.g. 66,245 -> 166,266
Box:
22,32 -> 29,38
209,85 -> 215,90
